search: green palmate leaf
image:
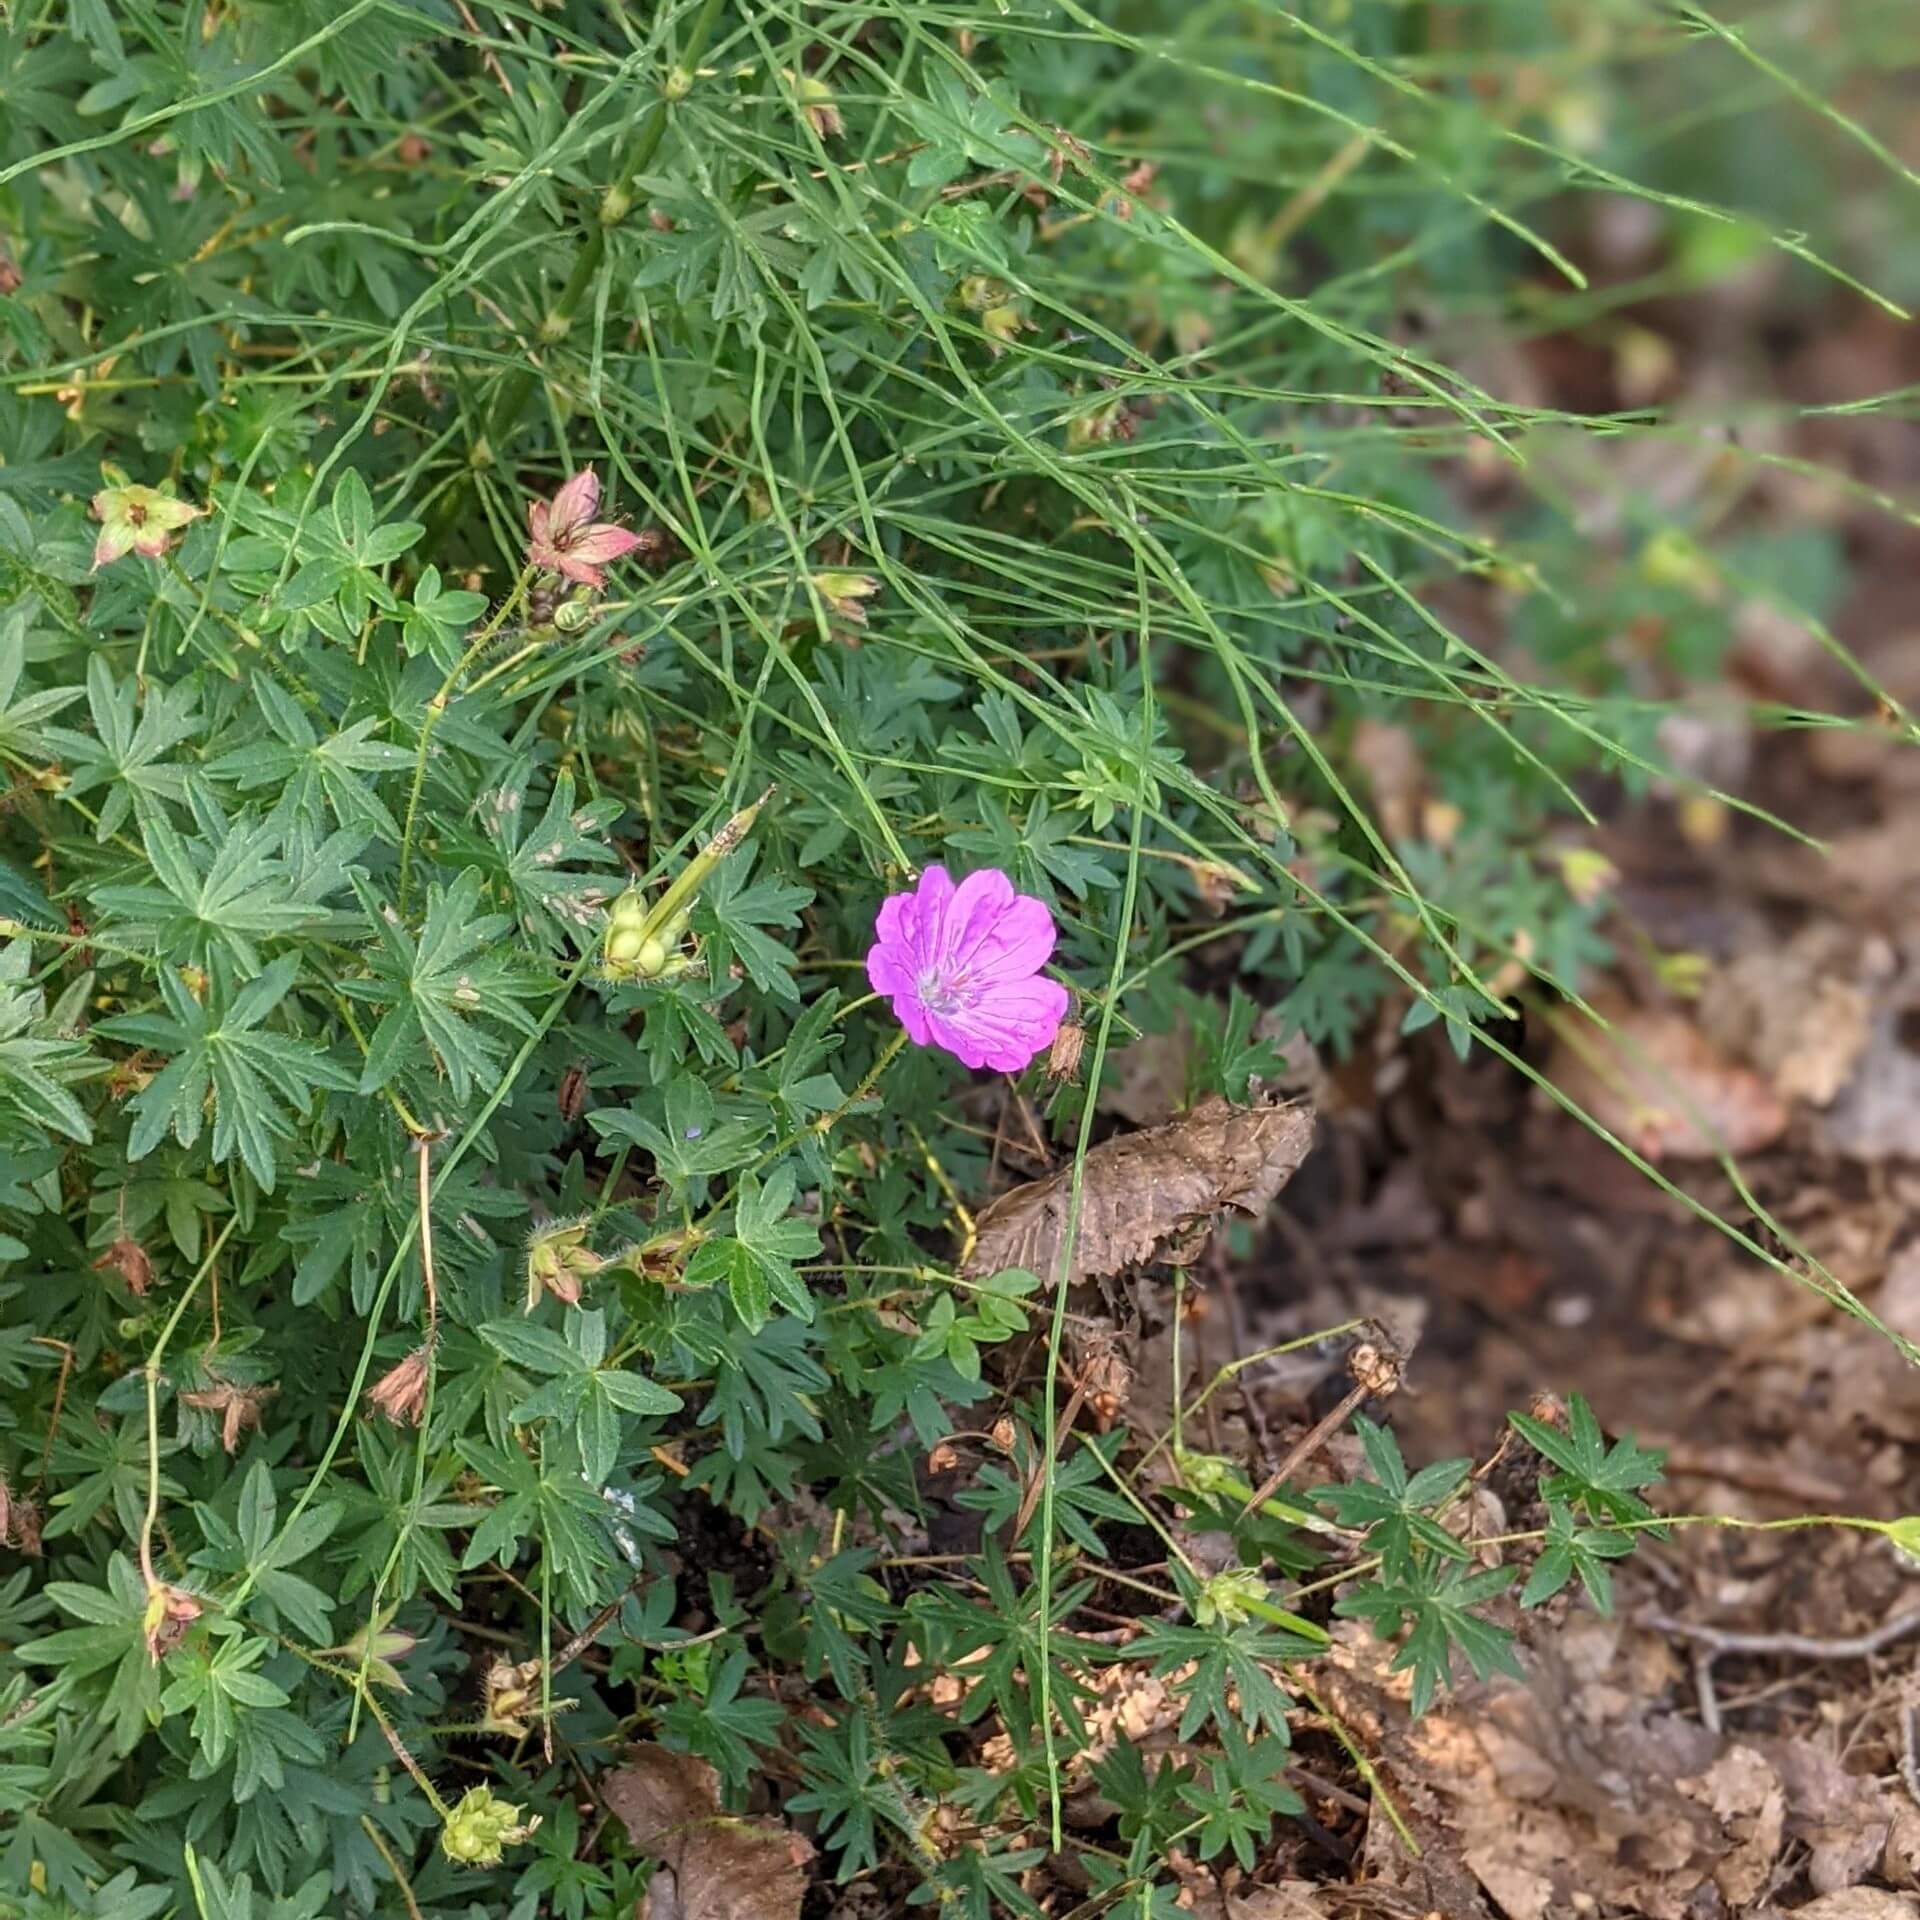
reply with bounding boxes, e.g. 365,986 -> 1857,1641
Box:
343,867 -> 549,1102
1508,1394 -> 1666,1529
92,806 -> 350,976
0,939 -> 94,1142
591,1073 -> 769,1194
1335,1558 -> 1523,1717
209,673 -> 411,840
682,1167 -> 822,1332
101,956 -> 353,1190
1520,1500 -> 1637,1613
18,1554 -> 162,1754
53,656 -> 201,841
1315,1416 -> 1471,1583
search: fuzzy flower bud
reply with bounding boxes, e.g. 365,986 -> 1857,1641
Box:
809,571 -> 880,629
788,70 -> 843,139
142,1580 -> 204,1662
1195,1566 -> 1268,1629
327,1612 -> 419,1693
525,1218 -> 604,1311
440,1785 -> 540,1866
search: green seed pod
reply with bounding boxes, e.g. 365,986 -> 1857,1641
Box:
635,936 -> 669,977
605,924 -> 647,965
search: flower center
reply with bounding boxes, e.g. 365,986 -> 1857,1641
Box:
917,966 -> 971,1016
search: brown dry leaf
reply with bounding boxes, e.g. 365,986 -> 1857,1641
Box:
1349,717 -> 1424,843
964,1095 -> 1314,1283
1763,1736 -> 1894,1896
1678,1745 -> 1785,1906
1316,1617 -> 1820,1920
1699,927 -> 1872,1107
604,1744 -> 813,1920
1546,994 -> 1788,1161
1778,1896 -> 1920,1920
1820,1012 -> 1920,1163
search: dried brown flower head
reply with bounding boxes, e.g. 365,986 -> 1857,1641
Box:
368,1344 -> 433,1426
94,1236 -> 155,1296
181,1378 -> 273,1454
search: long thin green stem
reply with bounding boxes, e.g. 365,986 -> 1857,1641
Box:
395,564 -> 535,909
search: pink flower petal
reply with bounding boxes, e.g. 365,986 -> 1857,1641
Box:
914,864 -> 956,928
936,867 -> 1016,971
872,891 -> 922,967
865,938 -> 918,999
548,467 -> 602,541
891,992 -> 935,1048
934,976 -> 1069,1071
570,525 -> 646,565
966,892 -> 1056,981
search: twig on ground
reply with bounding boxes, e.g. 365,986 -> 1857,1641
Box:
1647,1604 -> 1920,1662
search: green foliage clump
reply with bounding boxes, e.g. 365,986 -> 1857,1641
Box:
0,0 -> 1903,1910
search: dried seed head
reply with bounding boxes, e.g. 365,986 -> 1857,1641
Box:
988,1415 -> 1018,1454
94,1235 -> 155,1296
1045,1021 -> 1085,1083
181,1378 -> 273,1454
368,1345 -> 433,1426
1347,1341 -> 1402,1400
142,1580 -> 204,1663
482,1657 -> 543,1738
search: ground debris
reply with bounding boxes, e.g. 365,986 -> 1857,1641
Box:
1312,1613 -> 1908,1919
1545,992 -> 1789,1161
965,1094 -> 1316,1283
604,1744 -> 813,1920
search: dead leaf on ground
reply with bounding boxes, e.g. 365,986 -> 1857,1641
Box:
1349,717 -> 1425,843
1545,994 -> 1788,1161
1775,1896 -> 1920,1920
964,1095 -> 1315,1283
1820,1012 -> 1920,1163
1765,1735 -> 1895,1895
604,1744 -> 813,1920
1700,927 -> 1872,1106
1319,1613 -> 1901,1920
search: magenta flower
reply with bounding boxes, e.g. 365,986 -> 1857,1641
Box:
526,468 -> 647,588
866,865 -> 1069,1072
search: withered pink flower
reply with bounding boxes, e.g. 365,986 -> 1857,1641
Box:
142,1580 -> 203,1662
181,1378 -> 273,1455
90,480 -> 201,570
368,1344 -> 433,1426
866,865 -> 1068,1073
526,467 -> 648,589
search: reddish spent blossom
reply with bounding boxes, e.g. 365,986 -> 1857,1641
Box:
368,1344 -> 433,1426
526,467 -> 647,589
90,479 -> 202,570
866,865 -> 1069,1073
142,1580 -> 204,1663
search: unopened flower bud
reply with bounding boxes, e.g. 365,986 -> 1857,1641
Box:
440,1785 -> 540,1866
525,1218 -> 603,1311
1195,1566 -> 1267,1629
980,305 -> 1026,354
143,1580 -> 204,1662
810,571 -> 880,628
